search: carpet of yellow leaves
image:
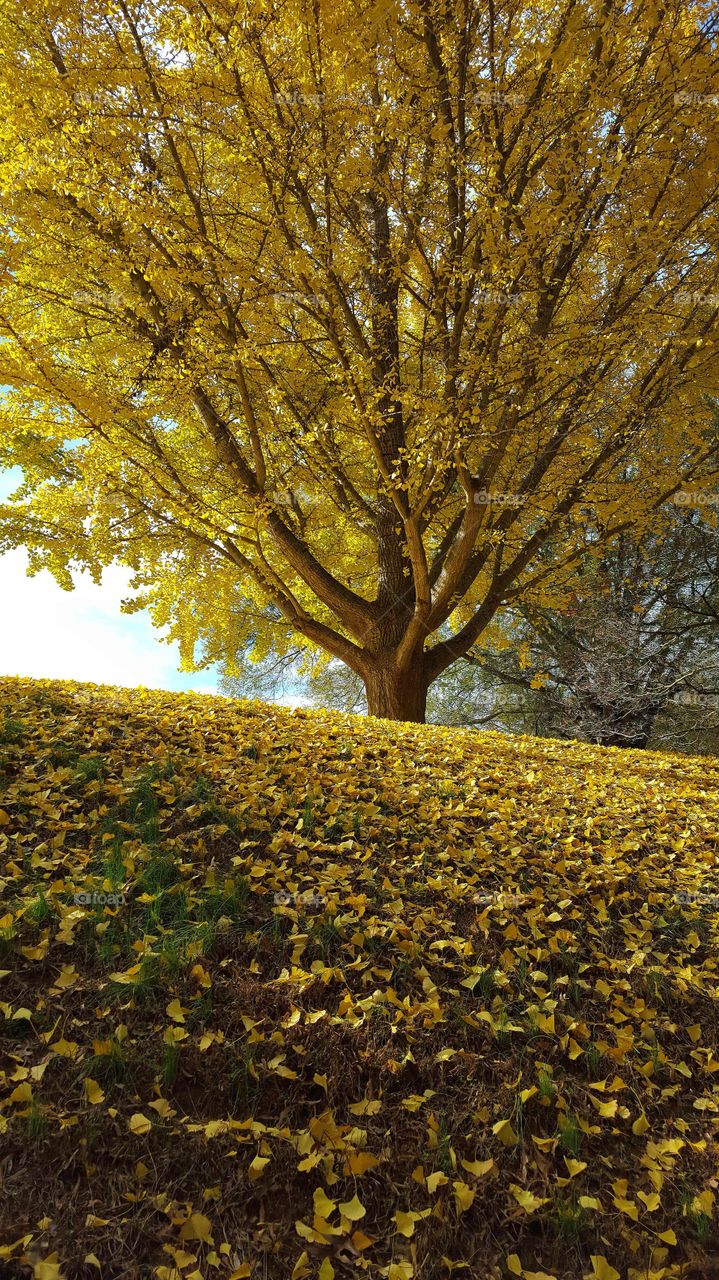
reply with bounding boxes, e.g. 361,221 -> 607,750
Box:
0,677 -> 718,1280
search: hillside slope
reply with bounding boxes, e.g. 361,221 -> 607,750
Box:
1,677 -> 718,1280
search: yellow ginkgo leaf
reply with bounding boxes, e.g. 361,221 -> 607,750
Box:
191,963 -> 211,988
346,1151 -> 379,1175
165,1250 -> 196,1268
51,1039 -> 78,1059
426,1171 -> 450,1192
460,1157 -> 495,1178
248,1156 -> 270,1181
179,1211 -> 213,1243
83,1078 -> 104,1105
291,1254 -> 312,1280
579,1196 -> 603,1211
295,1220 -> 329,1245
348,1099 -> 382,1116
692,1190 -> 714,1215
612,1196 -> 639,1221
589,1257 -> 620,1280
492,1118 -> 518,1146
339,1193 -> 366,1221
452,1181 -> 476,1212
34,1260 -> 64,1280
509,1184 -> 549,1213
313,1188 -> 337,1217
637,1191 -> 660,1211
394,1211 -> 419,1237
593,1098 -> 618,1118
107,966 -> 141,985
128,1113 -> 152,1135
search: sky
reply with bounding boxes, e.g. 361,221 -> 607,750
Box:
0,464 -> 220,694
0,465 -> 312,704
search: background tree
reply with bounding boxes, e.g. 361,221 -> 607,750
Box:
487,507 -> 719,750
2,0 -> 719,721
426,503 -> 719,751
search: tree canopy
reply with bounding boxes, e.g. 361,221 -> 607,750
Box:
2,0 -> 719,719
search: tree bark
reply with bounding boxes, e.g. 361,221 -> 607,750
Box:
364,658 -> 428,722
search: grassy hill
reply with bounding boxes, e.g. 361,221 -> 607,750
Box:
1,677 -> 718,1280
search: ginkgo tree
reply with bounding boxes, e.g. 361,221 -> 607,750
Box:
2,0 -> 719,721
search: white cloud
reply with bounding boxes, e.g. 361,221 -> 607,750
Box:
0,548 -> 218,692
0,470 -> 313,704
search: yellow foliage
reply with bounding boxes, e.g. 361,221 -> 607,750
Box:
0,1 -> 718,714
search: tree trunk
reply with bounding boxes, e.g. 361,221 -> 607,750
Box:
364,659 -> 428,722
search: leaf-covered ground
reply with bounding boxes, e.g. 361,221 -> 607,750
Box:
1,678 -> 719,1280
